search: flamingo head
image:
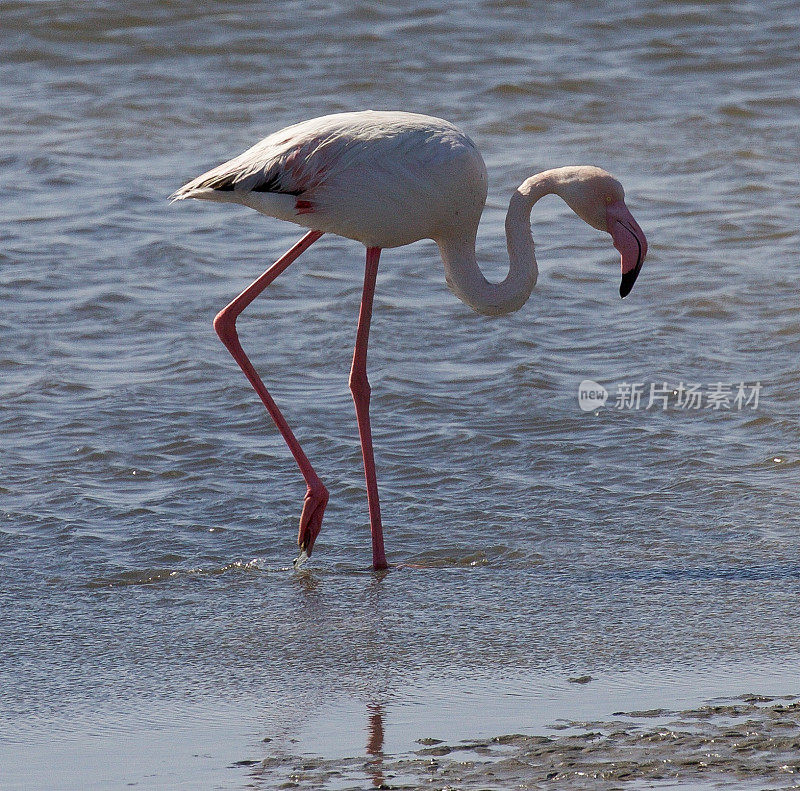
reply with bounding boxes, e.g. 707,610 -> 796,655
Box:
552,166 -> 648,298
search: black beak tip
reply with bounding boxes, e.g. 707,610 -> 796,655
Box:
619,264 -> 642,299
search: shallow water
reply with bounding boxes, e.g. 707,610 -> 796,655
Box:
2,0 -> 800,788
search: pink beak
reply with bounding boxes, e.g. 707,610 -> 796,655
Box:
606,200 -> 648,298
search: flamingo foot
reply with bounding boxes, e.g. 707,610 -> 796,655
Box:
294,482 -> 329,566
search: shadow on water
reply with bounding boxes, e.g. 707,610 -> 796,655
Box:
79,553 -> 800,590
78,546 -> 538,589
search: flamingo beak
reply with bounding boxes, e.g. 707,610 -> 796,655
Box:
606,200 -> 648,298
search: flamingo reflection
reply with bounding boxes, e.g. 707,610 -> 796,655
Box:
365,702 -> 385,787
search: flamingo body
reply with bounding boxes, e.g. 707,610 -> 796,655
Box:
172,111 -> 488,250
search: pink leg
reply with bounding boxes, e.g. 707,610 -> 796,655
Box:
213,230 -> 328,562
350,247 -> 388,570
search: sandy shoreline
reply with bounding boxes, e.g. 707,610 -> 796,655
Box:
262,695 -> 800,790
3,662 -> 799,790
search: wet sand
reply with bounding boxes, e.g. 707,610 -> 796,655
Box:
5,663 -> 798,790
263,695 -> 800,790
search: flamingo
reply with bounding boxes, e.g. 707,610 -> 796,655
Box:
170,110 -> 647,571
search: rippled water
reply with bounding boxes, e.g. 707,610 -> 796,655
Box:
2,1 -> 800,788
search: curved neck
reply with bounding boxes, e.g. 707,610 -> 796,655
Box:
437,173 -> 554,316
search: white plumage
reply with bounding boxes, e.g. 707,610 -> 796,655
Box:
171,110 -> 487,251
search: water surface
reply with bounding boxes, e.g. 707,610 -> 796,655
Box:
2,1 -> 800,788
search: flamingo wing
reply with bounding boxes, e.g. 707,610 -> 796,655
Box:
170,111 -> 486,247
171,111 -> 472,202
